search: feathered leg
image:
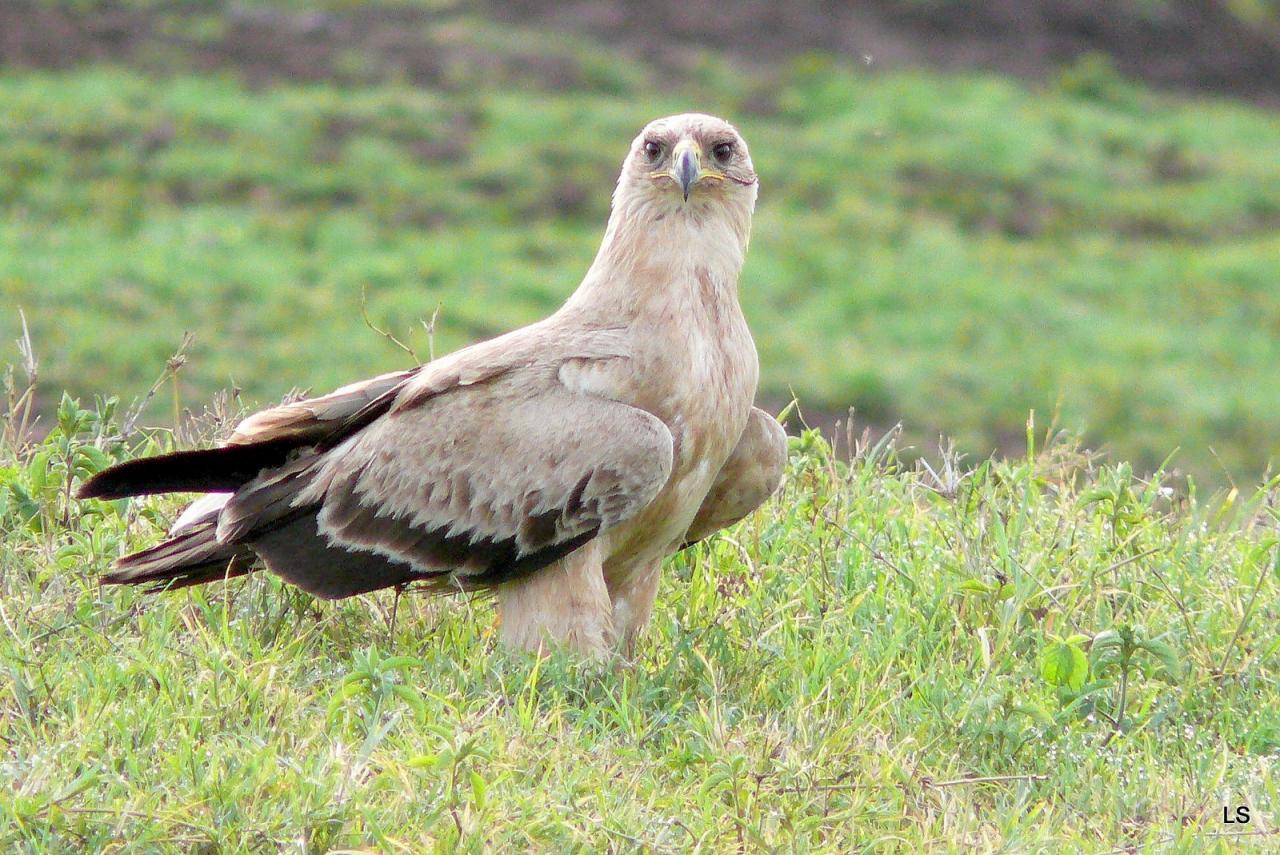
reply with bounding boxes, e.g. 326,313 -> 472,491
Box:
608,559 -> 663,658
496,540 -> 614,658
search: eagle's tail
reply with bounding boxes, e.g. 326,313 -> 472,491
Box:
103,523 -> 258,592
76,440 -> 299,501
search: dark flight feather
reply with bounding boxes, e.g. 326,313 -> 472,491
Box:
76,383 -> 401,501
77,439 -> 300,500
102,522 -> 257,591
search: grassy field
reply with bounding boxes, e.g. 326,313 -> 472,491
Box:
3,11 -> 1280,849
2,36 -> 1280,485
1,398 -> 1277,851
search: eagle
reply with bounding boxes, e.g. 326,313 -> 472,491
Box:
78,113 -> 787,658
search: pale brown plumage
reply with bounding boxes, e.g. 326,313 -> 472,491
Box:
683,407 -> 787,548
79,113 -> 786,658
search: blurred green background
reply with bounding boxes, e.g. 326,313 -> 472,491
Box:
2,0 -> 1280,485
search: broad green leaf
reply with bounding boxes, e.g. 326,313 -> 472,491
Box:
958,579 -> 995,596
1090,629 -> 1122,651
1137,638 -> 1182,680
1041,641 -> 1088,692
1012,702 -> 1054,726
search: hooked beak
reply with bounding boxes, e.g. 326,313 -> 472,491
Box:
673,140 -> 702,201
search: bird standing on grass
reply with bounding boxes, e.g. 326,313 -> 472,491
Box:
78,113 -> 787,659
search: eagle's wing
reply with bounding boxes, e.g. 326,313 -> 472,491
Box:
227,369 -> 415,445
682,406 -> 786,547
89,323 -> 670,598
217,364 -> 674,593
79,370 -> 416,502
166,370 -> 415,534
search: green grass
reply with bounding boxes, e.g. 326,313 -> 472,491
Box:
4,8 -> 1280,851
2,43 -> 1280,485
2,398 -> 1278,851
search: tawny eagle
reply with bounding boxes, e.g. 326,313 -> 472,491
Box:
79,113 -> 786,658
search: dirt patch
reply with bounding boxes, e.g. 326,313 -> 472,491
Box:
2,1 -> 1279,103
491,0 -> 1280,102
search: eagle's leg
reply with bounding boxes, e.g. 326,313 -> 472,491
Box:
387,582 -> 406,641
608,559 -> 663,659
496,540 -> 615,658
681,407 -> 788,549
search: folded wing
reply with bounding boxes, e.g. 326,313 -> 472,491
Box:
221,374 -> 675,593
92,351 -> 674,598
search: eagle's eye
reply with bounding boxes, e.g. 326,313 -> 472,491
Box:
643,140 -> 662,161
712,141 -> 735,164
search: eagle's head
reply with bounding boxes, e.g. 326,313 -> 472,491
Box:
616,113 -> 758,217
569,113 -> 760,305
594,113 -> 758,283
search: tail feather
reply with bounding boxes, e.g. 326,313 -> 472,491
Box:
79,384 -> 400,502
104,513 -> 434,600
104,523 -> 257,592
77,439 -> 299,500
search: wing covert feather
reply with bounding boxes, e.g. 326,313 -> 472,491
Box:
282,377 -> 673,588
228,369 -> 414,446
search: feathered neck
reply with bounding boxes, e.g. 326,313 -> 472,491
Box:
561,183 -> 755,323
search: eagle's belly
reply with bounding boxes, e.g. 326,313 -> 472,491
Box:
601,320 -> 757,587
603,449 -> 723,571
